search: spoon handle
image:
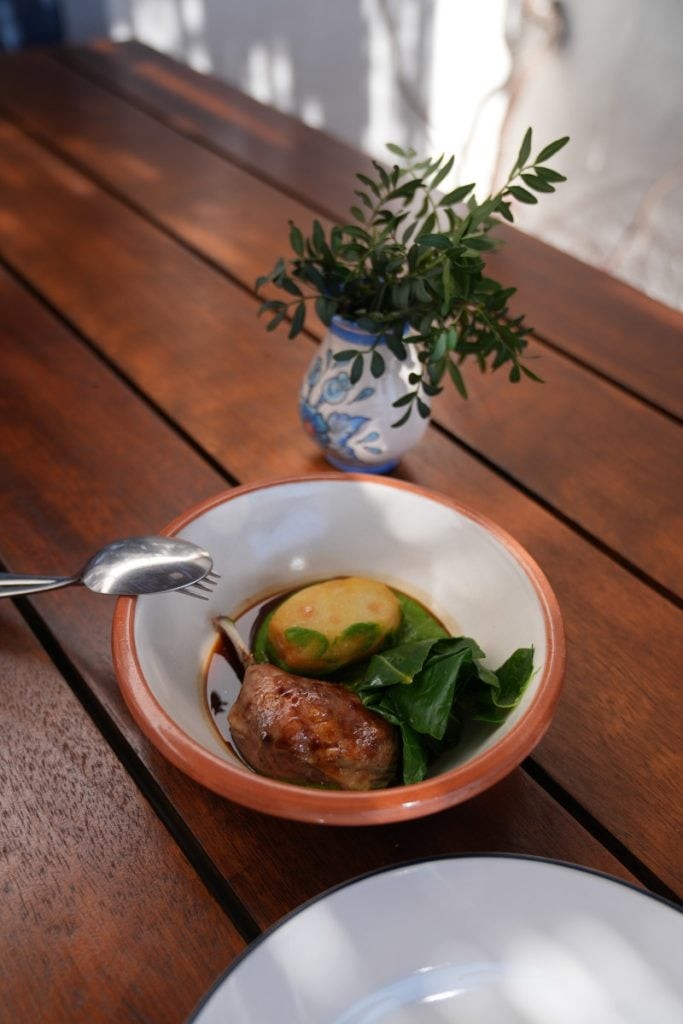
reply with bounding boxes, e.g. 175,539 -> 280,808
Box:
0,574 -> 78,598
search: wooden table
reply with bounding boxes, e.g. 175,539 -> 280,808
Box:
0,41 -> 681,1023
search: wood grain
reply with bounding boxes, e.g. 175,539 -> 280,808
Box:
0,96 -> 679,593
1,264 -> 680,897
0,599 -> 244,1023
0,51 -> 320,294
59,40 -> 683,418
60,41 -> 370,222
0,266 -> 642,932
1,45 -> 681,1024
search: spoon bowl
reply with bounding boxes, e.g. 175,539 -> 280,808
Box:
0,536 -> 216,599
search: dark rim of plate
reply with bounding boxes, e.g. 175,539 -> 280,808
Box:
185,851 -> 683,1022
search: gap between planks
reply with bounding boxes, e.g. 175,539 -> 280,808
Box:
8,582 -> 263,946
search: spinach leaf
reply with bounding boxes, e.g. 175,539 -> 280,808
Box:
400,721 -> 429,784
395,592 -> 448,643
392,638 -> 480,739
356,635 -> 534,784
362,639 -> 436,688
471,647 -> 534,722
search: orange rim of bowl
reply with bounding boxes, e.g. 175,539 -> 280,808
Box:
112,473 -> 566,825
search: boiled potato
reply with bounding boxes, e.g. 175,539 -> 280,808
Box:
267,576 -> 402,674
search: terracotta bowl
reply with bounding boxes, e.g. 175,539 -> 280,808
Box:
112,475 -> 565,825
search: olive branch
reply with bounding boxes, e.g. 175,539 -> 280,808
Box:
256,128 -> 569,425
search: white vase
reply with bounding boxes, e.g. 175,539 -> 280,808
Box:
299,316 -> 430,473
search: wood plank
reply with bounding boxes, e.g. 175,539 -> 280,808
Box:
0,50 -> 315,295
0,119 -> 313,482
0,598 -> 244,1023
490,227 -> 683,418
0,267 -> 645,926
59,41 -> 683,418
1,260 -> 681,899
61,41 -> 369,222
0,91 -> 680,595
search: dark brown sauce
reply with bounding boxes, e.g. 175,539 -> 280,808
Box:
205,591 -> 288,749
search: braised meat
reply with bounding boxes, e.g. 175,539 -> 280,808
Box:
228,661 -> 398,790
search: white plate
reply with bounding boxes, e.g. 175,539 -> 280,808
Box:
189,856 -> 682,1024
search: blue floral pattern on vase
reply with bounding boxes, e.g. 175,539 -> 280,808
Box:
299,317 -> 430,473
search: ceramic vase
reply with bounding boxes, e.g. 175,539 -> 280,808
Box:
299,316 -> 430,473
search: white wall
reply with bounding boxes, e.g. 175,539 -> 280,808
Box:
63,0 -> 683,310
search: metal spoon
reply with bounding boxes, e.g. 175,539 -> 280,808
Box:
0,536 -> 218,599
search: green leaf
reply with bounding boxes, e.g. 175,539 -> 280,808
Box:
350,353 -> 364,384
355,189 -> 373,209
315,296 -> 334,325
391,637 -> 482,740
356,172 -> 381,198
399,722 -> 429,785
447,359 -> 468,398
535,166 -> 567,183
386,142 -> 407,157
386,334 -> 407,360
402,221 -> 418,244
418,211 -> 437,237
387,180 -> 423,203
372,160 -> 391,189
430,153 -> 455,189
289,222 -> 304,255
288,302 -> 305,338
516,127 -> 532,170
520,363 -> 544,383
432,330 -> 448,362
280,276 -> 303,296
508,186 -> 538,205
333,349 -> 358,362
463,235 -> 496,250
299,264 -> 328,292
439,183 -> 475,206
312,219 -> 326,253
371,350 -> 385,378
509,363 -> 521,382
266,308 -> 287,331
391,391 -> 415,408
391,407 -> 412,428
535,136 -> 570,163
362,640 -> 436,688
342,224 -> 372,242
415,233 -> 452,249
471,647 -> 534,722
413,278 -> 431,303
441,263 -> 453,310
350,205 -> 366,222
417,397 -> 430,419
395,592 -> 448,644
521,173 -> 555,193
493,647 -> 534,706
423,154 -> 444,180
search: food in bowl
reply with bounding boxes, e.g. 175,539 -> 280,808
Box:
113,475 -> 565,825
208,574 -> 534,790
266,576 -> 402,673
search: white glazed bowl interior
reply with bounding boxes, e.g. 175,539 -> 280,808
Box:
115,475 -> 564,821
